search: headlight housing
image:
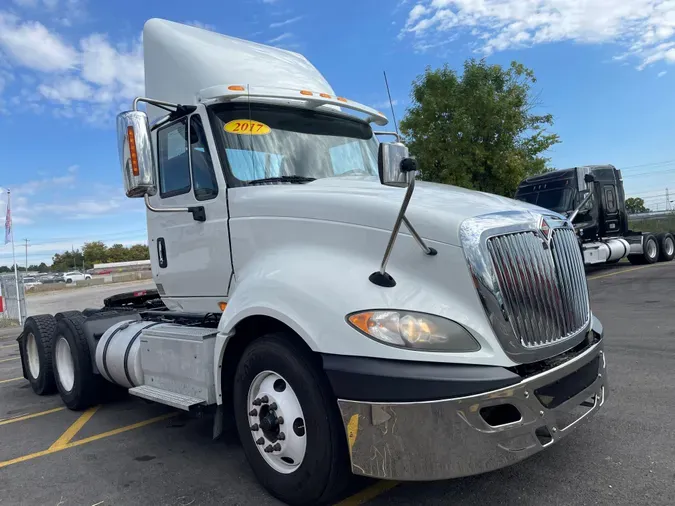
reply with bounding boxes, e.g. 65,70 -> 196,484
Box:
346,310 -> 480,352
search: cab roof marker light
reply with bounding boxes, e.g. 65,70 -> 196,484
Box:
196,84 -> 389,126
300,90 -> 313,96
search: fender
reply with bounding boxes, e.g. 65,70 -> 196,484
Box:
212,239 -> 512,404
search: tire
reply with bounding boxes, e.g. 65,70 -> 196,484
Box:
53,313 -> 103,410
21,315 -> 57,395
65,278 -> 72,284
628,233 -> 659,265
233,334 -> 350,506
657,233 -> 675,261
55,310 -> 83,321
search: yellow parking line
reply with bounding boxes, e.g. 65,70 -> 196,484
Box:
0,407 -> 65,426
0,357 -> 19,363
334,481 -> 399,506
0,412 -> 177,469
50,405 -> 101,450
0,377 -> 22,384
587,262 -> 674,281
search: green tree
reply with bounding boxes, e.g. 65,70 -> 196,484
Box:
52,250 -> 84,272
625,197 -> 649,214
127,244 -> 150,260
83,241 -> 109,266
37,262 -> 50,272
107,244 -> 130,263
400,59 -> 560,197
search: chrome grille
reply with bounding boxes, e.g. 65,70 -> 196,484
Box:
487,227 -> 590,348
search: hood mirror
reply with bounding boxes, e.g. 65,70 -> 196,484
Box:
370,139 -> 437,288
378,142 -> 416,187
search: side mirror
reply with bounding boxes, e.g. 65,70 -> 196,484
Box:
378,142 -> 415,187
116,111 -> 157,198
584,173 -> 596,184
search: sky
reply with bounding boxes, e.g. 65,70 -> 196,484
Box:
0,0 -> 674,266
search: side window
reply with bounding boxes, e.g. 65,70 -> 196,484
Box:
329,141 -> 367,175
605,186 -> 617,213
157,119 -> 191,198
189,116 -> 219,200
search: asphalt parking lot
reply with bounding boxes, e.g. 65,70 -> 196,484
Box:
1,262 -> 674,506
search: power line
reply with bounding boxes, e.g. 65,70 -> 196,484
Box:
619,160 -> 675,170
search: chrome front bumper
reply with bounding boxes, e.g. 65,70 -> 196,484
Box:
337,325 -> 607,481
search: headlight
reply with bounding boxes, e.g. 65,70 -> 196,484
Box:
346,310 -> 480,352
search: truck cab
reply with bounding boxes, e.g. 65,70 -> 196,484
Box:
17,18 -> 609,506
515,165 -> 674,266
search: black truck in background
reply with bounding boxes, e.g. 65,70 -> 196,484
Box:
514,165 -> 675,266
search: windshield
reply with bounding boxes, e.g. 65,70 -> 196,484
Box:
211,103 -> 378,185
516,188 -> 575,213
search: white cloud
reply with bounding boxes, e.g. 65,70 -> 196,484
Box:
13,166 -> 77,196
268,32 -> 293,43
401,0 -> 675,69
0,11 -> 144,123
270,16 -> 303,28
184,20 -> 215,31
371,99 -> 399,109
0,13 -> 78,72
658,70 -> 667,77
38,77 -> 93,102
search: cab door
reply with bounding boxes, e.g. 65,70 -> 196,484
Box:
147,107 -> 232,312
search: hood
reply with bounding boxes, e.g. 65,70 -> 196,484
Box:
229,176 -> 554,246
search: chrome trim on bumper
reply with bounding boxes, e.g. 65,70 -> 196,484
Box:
337,320 -> 607,481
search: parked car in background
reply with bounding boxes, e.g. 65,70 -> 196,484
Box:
22,277 -> 42,290
38,273 -> 65,284
63,271 -> 92,284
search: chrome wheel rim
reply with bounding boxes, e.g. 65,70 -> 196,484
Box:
55,336 -> 75,392
247,370 -> 306,474
666,237 -> 674,257
26,332 -> 40,379
647,239 -> 657,259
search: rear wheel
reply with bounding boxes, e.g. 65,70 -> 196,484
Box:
233,334 -> 350,506
658,233 -> 675,261
53,314 -> 103,410
628,233 -> 659,265
21,315 -> 57,395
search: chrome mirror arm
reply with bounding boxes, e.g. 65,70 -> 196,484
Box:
370,175 -> 437,288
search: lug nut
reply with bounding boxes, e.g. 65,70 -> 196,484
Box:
272,443 -> 282,452
277,416 -> 284,424
250,424 -> 259,431
278,432 -> 286,441
252,398 -> 262,406
552,427 -> 557,433
539,411 -> 544,417
249,409 -> 257,416
256,437 -> 264,445
264,445 -> 273,453
524,391 -> 529,398
260,395 -> 269,403
270,402 -> 278,410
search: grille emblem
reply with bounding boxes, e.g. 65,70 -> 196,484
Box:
538,217 -> 552,249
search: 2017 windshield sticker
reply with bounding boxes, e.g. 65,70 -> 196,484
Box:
224,119 -> 271,135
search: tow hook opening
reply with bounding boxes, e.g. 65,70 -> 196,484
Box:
480,404 -> 522,427
535,426 -> 554,446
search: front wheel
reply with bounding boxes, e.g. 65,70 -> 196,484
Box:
233,334 -> 350,506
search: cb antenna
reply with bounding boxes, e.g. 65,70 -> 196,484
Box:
383,71 -> 399,138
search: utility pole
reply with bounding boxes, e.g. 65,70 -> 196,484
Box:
72,245 -> 76,270
23,239 -> 29,273
667,188 -> 670,212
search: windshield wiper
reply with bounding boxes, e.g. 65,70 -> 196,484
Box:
247,176 -> 316,186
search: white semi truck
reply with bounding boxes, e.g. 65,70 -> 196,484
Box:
16,19 -> 608,505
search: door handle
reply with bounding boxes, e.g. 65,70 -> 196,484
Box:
157,238 -> 167,268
